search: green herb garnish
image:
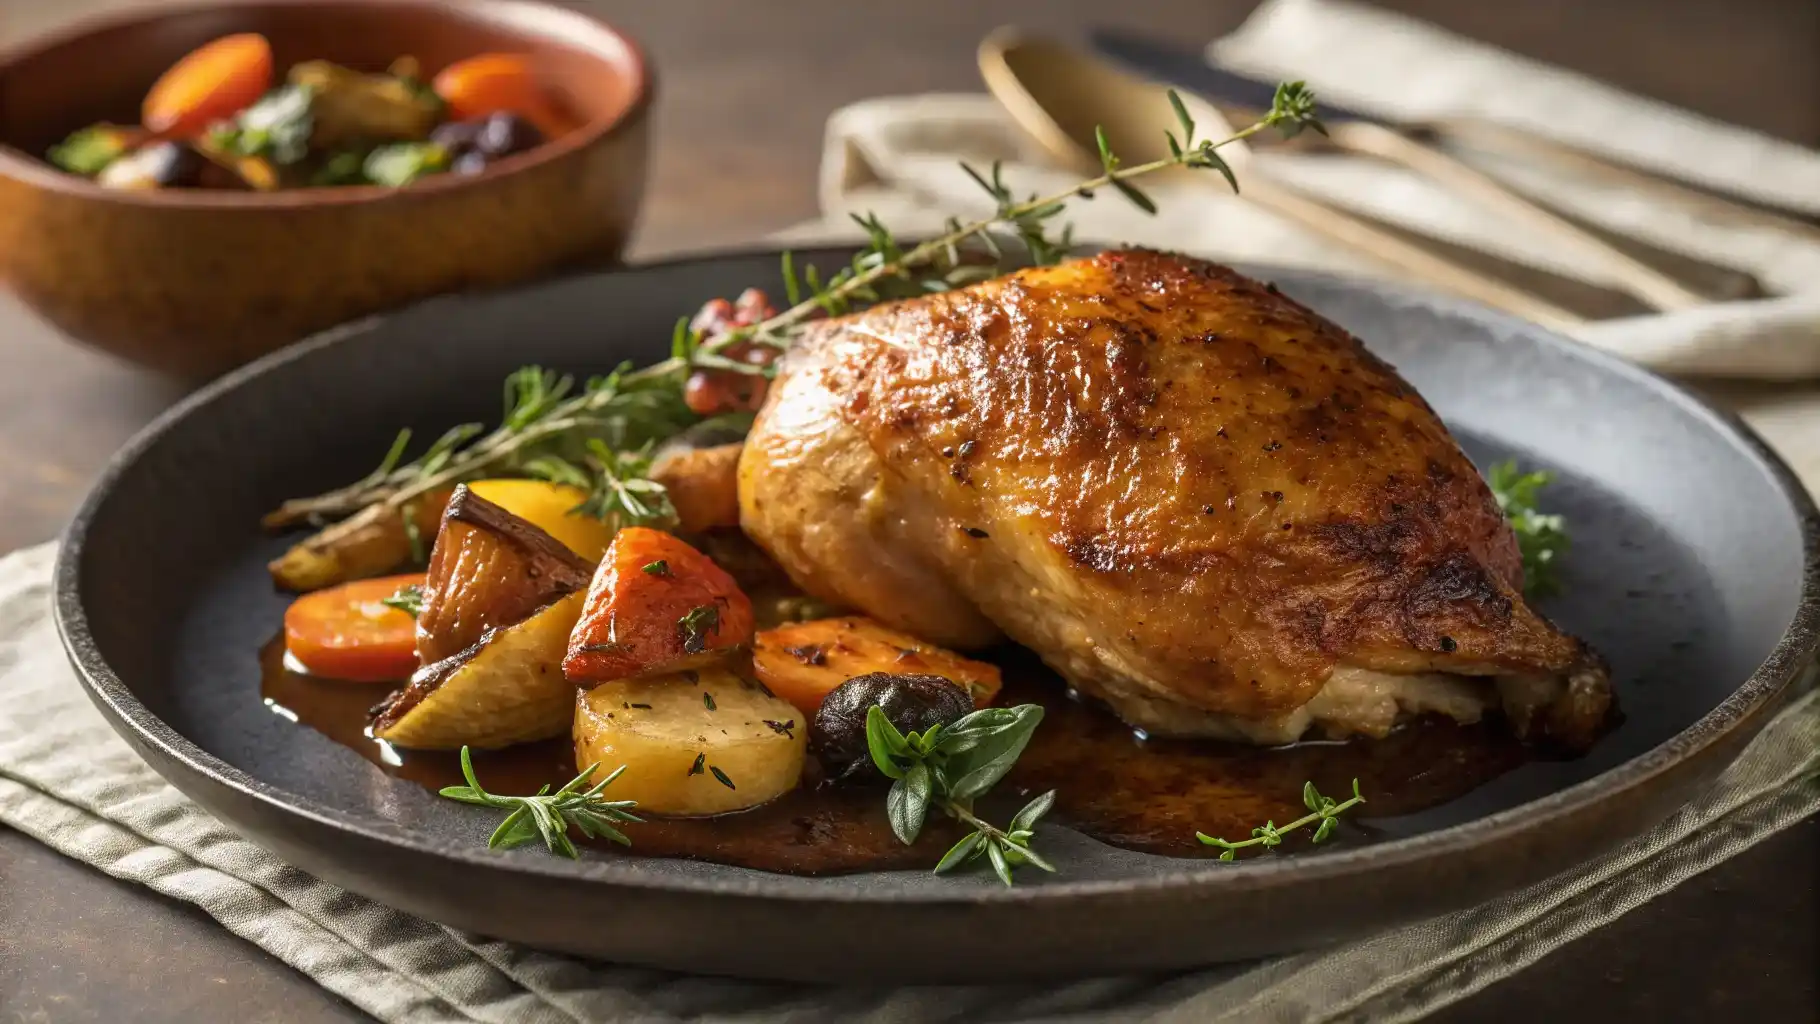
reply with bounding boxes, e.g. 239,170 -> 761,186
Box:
399,501 -> 426,565
709,766 -> 736,790
439,746 -> 641,858
1197,780 -> 1364,860
362,140 -> 449,187
47,126 -> 130,176
380,582 -> 425,617
864,703 -> 1054,885
212,84 -> 315,165
703,691 -> 717,711
311,148 -> 370,187
642,560 -> 670,576
677,605 -> 720,654
1487,461 -> 1568,596
689,752 -> 705,776
263,86 -> 1322,532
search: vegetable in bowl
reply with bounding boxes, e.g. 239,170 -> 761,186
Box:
44,33 -> 571,191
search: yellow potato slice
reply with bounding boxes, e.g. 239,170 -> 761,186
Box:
467,479 -> 614,562
371,591 -> 583,750
573,666 -> 806,816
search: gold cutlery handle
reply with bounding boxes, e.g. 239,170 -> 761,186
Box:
1327,121 -> 1709,312
1236,174 -> 1585,330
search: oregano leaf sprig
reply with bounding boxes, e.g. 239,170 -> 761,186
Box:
1486,460 -> 1568,597
864,703 -> 1056,885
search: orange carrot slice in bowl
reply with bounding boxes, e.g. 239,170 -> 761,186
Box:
432,53 -> 572,139
143,33 -> 274,138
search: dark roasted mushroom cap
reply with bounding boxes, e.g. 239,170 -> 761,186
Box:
810,673 -> 974,783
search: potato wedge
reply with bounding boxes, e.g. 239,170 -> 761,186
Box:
371,590 -> 583,749
417,486 -> 593,665
266,488 -> 452,592
564,528 -> 755,686
753,616 -> 1002,715
572,667 -> 805,815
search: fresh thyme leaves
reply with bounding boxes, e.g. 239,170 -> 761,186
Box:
709,766 -> 736,790
1487,461 -> 1568,597
265,86 -> 1320,532
548,441 -> 680,528
263,364 -> 692,529
439,747 -> 641,858
864,704 -> 1055,885
677,605 -> 721,654
643,560 -> 670,576
380,582 -> 425,617
703,691 -> 717,711
689,752 -> 706,776
1196,779 -> 1363,860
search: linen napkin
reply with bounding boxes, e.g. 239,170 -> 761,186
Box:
794,0 -> 1820,382
2,540 -> 1817,1024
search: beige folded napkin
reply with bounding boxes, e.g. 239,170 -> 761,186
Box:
797,0 -> 1820,382
1,541 -> 1816,1023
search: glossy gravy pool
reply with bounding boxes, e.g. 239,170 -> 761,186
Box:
261,637 -> 1540,874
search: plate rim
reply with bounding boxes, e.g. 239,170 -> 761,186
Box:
52,245 -> 1820,907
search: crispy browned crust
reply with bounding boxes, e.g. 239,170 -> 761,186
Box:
371,634 -> 491,733
747,248 -> 1610,745
413,485 -> 594,666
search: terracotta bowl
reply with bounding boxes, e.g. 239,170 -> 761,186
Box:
0,0 -> 651,379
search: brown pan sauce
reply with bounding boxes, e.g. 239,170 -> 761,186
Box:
261,637 -> 1538,875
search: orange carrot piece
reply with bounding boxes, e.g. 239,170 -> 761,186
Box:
283,573 -> 424,683
563,528 -> 755,686
432,53 -> 572,138
753,617 -> 1002,716
142,33 -> 274,137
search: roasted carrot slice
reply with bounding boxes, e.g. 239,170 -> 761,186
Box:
432,53 -> 571,138
563,528 -> 755,686
283,573 -> 424,682
753,616 -> 1002,715
143,33 -> 274,137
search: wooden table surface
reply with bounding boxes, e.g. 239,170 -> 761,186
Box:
1,1 -> 1816,1020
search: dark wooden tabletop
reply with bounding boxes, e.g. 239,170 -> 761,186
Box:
1,1 -> 1816,1020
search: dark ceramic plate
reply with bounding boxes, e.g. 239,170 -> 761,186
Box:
55,249 -> 1820,984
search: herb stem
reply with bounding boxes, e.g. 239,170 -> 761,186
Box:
696,125 -> 1275,362
1196,779 -> 1364,860
263,358 -> 686,527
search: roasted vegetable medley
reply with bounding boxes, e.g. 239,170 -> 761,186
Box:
45,33 -> 574,190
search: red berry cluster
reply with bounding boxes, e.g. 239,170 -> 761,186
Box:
682,288 -> 782,416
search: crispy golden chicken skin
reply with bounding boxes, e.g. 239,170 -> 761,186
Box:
739,249 -> 1611,747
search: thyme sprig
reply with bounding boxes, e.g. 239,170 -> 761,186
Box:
866,704 -> 1056,885
1196,780 -> 1364,860
265,84 -> 1322,529
440,746 -> 642,859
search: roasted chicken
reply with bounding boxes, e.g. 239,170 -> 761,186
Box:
739,249 -> 1612,748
